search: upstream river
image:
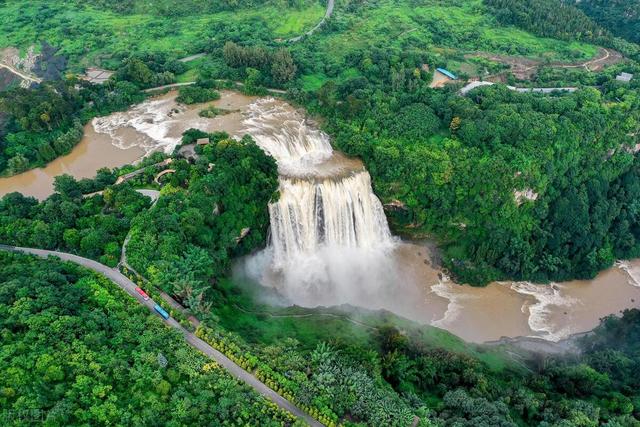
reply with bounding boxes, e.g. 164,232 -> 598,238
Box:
1,90 -> 638,343
0,91 -> 255,199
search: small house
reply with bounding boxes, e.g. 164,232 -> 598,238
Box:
436,68 -> 457,80
430,67 -> 459,88
196,138 -> 210,146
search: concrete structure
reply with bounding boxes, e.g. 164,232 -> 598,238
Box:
616,72 -> 634,83
81,67 -> 114,84
114,158 -> 173,185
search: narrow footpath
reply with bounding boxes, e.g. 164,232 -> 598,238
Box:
144,80 -> 287,95
0,245 -> 322,427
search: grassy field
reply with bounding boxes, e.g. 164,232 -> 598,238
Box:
0,0 -> 601,77
0,1 -> 326,70
293,0 -> 600,83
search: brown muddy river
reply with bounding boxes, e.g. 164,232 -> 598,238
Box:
0,90 -> 255,199
1,90 -> 638,343
396,243 -> 640,343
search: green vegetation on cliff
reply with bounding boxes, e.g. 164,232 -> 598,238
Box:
126,132 -> 279,301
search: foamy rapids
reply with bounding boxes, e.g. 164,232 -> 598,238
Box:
92,96 -> 209,155
243,98 -> 334,176
615,260 -> 640,288
509,282 -> 578,341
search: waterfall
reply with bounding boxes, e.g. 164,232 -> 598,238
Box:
243,98 -> 333,176
242,98 -> 398,306
269,174 -> 392,261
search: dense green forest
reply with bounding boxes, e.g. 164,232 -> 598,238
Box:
570,0 -> 640,44
483,0 -> 640,60
0,172 -> 149,266
484,0 -> 607,43
310,79 -> 640,283
0,252 -> 298,426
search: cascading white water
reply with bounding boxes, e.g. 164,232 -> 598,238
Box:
243,98 -> 334,176
236,97 -> 640,343
269,174 -> 393,259
242,98 -> 399,306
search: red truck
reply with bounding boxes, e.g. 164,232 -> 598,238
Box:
135,287 -> 150,301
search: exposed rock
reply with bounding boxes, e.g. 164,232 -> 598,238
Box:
235,227 -> 251,243
383,199 -> 407,211
514,188 -> 538,205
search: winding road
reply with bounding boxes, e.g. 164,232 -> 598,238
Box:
0,245 -> 322,427
286,0 -> 335,43
459,81 -> 578,96
0,62 -> 42,86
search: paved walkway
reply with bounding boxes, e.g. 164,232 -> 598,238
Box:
83,188 -> 160,203
459,81 -> 578,96
0,245 -> 321,427
143,81 -> 196,93
178,53 -> 206,63
145,80 -> 287,95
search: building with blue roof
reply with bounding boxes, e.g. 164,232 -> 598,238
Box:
436,68 -> 457,80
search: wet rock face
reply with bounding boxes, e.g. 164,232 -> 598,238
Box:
33,42 -> 67,81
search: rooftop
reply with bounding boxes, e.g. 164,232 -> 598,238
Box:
616,72 -> 633,83
436,67 -> 457,80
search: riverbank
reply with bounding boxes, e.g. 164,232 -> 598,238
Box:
231,96 -> 640,345
0,90 -> 256,200
0,125 -> 144,199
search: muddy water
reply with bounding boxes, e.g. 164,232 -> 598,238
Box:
0,127 -> 144,199
395,243 -> 640,343
0,90 -> 256,199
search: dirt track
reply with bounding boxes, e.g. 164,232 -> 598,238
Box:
467,47 -> 624,80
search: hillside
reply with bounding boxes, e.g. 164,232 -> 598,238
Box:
571,0 -> 640,44
2,1 -> 640,425
0,0 -> 325,70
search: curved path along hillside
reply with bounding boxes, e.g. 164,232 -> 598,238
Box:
0,62 -> 42,86
286,0 -> 335,43
0,245 -> 322,427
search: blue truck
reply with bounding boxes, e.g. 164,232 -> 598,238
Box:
154,304 -> 170,320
